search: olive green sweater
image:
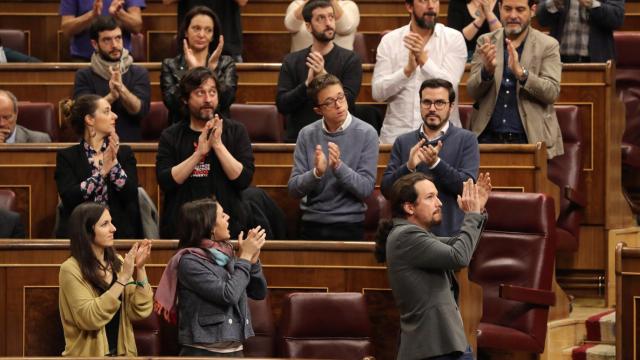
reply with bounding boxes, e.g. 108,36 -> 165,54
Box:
58,256 -> 153,356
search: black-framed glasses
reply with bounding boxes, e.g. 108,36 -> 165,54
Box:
318,93 -> 346,109
420,99 -> 449,110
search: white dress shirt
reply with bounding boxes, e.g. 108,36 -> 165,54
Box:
372,23 -> 467,144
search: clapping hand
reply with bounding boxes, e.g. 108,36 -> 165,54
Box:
101,131 -> 119,176
305,51 -> 326,85
93,0 -> 104,17
183,39 -> 199,69
478,41 -> 497,75
118,242 -> 138,283
327,142 -> 341,170
109,0 -> 124,16
314,144 -> 327,177
134,239 -> 152,269
238,226 -> 266,263
505,39 -> 524,79
208,36 -> 225,71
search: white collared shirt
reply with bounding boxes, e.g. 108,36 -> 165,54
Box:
420,120 -> 450,141
322,112 -> 353,133
372,23 -> 467,144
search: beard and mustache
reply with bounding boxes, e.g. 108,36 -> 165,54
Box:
414,10 -> 437,30
311,26 -> 336,43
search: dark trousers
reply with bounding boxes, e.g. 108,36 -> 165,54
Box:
478,130 -> 528,144
179,346 -> 244,357
300,220 -> 364,241
425,346 -> 474,360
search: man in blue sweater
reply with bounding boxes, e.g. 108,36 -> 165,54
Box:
381,78 -> 479,237
288,74 -> 379,240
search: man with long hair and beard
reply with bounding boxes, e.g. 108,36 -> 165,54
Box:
372,0 -> 467,144
276,0 -> 363,142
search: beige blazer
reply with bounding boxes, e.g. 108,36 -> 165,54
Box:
467,27 -> 564,159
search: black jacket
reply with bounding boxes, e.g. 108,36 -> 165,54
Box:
55,144 -> 141,238
536,0 -> 624,62
156,119 -> 254,238
160,54 -> 237,123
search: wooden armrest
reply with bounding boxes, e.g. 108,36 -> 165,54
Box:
564,185 -> 587,207
499,284 -> 555,307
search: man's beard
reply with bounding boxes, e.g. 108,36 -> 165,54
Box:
423,112 -> 449,131
414,10 -> 437,30
311,27 -> 336,43
192,106 -> 216,121
98,48 -> 122,62
503,19 -> 530,37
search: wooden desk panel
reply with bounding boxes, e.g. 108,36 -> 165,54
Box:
0,240 -> 482,358
0,143 -> 551,240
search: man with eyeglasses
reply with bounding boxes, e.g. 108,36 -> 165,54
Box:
288,74 -> 378,240
372,0 -> 467,144
73,16 -> 150,142
381,78 -> 479,237
276,0 -> 362,143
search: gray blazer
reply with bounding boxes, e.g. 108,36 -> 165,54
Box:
177,252 -> 267,347
14,125 -> 51,143
386,213 -> 486,360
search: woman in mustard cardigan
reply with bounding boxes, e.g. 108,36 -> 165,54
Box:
58,202 -> 153,356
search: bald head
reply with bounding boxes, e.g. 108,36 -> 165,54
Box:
0,90 -> 18,143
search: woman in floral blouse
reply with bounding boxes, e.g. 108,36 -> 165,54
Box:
55,94 -> 141,238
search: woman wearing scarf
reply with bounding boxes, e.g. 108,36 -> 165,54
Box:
55,94 -> 141,239
58,202 -> 153,356
154,197 -> 267,357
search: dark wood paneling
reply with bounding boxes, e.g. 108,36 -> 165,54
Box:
0,143 -> 553,240
0,239 -> 481,359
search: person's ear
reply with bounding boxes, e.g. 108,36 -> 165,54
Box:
313,106 -> 323,116
405,1 -> 414,14
90,39 -> 98,52
84,114 -> 95,127
403,202 -> 415,216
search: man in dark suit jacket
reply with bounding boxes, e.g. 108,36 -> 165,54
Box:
375,172 -> 491,359
0,90 -> 51,143
0,208 -> 26,238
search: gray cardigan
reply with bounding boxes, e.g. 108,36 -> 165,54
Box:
177,253 -> 267,347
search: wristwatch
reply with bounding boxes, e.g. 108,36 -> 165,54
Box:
519,67 -> 529,84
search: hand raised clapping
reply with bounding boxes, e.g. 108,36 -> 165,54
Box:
238,226 -> 266,264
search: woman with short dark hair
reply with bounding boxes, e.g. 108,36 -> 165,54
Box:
154,197 -> 267,357
58,202 -> 152,357
55,94 -> 141,238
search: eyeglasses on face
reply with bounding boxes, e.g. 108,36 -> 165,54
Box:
318,93 -> 346,109
420,99 -> 449,110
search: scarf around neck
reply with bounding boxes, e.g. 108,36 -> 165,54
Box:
153,239 -> 234,324
90,48 -> 134,81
